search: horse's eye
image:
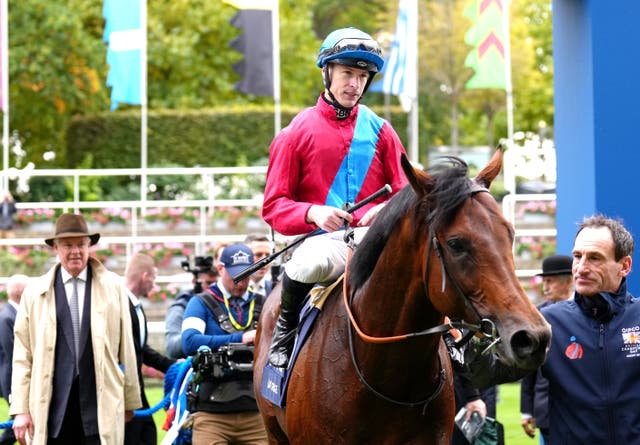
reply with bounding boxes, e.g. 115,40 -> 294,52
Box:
446,238 -> 467,255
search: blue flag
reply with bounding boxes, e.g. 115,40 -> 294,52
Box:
370,0 -> 417,112
103,0 -> 144,110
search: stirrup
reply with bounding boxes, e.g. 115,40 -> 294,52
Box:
269,350 -> 290,368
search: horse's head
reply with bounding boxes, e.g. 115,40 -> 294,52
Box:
402,148 -> 551,371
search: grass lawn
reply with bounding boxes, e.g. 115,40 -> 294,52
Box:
496,382 -> 540,445
0,381 -> 539,445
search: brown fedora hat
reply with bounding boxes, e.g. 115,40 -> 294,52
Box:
44,213 -> 100,246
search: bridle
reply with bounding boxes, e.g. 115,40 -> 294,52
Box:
342,182 -> 500,412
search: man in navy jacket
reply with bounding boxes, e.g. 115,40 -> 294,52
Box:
466,215 -> 640,444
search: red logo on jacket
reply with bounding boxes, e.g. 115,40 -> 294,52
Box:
565,335 -> 583,359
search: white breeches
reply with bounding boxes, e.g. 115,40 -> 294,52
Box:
284,227 -> 368,284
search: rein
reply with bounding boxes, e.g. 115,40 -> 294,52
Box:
341,184 -> 500,411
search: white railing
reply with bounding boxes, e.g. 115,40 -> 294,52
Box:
1,167 -> 558,298
0,166 -> 275,286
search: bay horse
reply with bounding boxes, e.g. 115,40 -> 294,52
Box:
253,149 -> 551,444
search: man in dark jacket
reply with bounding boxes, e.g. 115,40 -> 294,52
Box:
466,215 -> 640,444
520,254 -> 573,443
124,253 -> 175,445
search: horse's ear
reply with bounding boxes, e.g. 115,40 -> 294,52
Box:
474,145 -> 503,189
401,153 -> 430,196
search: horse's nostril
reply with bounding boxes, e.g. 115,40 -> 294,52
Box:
510,330 -> 539,358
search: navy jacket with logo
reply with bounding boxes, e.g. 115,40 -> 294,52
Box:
540,280 -> 640,444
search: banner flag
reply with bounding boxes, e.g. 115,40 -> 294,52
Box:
464,0 -> 507,90
223,0 -> 275,97
371,0 -> 418,112
103,0 -> 144,109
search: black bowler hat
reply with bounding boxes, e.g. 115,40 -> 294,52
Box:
537,254 -> 573,276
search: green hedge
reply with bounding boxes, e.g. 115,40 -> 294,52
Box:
66,104 -> 409,169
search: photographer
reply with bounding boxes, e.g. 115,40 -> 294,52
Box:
164,255 -> 219,359
181,243 -> 267,444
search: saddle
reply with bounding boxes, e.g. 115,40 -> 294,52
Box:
260,276 -> 344,407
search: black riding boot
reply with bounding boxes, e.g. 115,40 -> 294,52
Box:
268,274 -> 313,368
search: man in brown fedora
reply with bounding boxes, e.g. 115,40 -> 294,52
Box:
10,212 -> 141,444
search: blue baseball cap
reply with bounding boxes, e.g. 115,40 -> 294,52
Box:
219,243 -> 254,277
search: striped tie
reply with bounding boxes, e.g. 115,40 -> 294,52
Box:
69,277 -> 81,365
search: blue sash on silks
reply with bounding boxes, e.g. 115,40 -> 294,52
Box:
260,300 -> 320,407
324,105 -> 384,209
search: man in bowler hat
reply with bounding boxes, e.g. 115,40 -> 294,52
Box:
10,212 -> 141,444
520,254 -> 573,444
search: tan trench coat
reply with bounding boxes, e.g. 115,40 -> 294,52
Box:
10,257 -> 141,444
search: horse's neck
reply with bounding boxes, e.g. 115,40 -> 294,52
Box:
351,234 -> 443,340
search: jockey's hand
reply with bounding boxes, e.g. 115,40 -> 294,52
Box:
242,329 -> 256,344
306,205 -> 352,232
13,413 -> 34,445
358,202 -> 386,227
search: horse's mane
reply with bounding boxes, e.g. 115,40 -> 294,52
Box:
348,157 -> 473,289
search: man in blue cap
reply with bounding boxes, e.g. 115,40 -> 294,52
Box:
181,243 -> 267,444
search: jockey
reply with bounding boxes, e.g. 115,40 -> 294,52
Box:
262,27 -> 409,368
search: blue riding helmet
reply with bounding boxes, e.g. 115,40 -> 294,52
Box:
317,27 -> 384,73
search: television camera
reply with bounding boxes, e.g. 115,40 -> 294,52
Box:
192,344 -> 254,384
181,255 -> 215,294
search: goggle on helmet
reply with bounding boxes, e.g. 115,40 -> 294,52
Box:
317,28 -> 384,73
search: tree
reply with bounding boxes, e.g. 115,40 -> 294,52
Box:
8,0 -> 110,166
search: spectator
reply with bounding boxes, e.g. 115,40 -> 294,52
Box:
244,233 -> 274,297
262,27 -> 408,368
124,253 -> 176,445
0,274 -> 29,445
452,372 -> 502,445
465,215 -> 639,444
0,191 -> 16,239
10,212 -> 141,444
164,266 -> 219,360
445,320 -> 504,445
181,243 -> 267,444
520,254 -> 573,444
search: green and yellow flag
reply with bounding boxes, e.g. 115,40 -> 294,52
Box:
464,0 -> 506,90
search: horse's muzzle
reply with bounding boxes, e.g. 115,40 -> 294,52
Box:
509,325 -> 551,370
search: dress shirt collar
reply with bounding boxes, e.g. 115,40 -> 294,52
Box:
60,266 -> 88,284
127,290 -> 142,307
216,281 -> 249,302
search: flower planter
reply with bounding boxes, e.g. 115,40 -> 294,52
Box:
245,217 -> 266,230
